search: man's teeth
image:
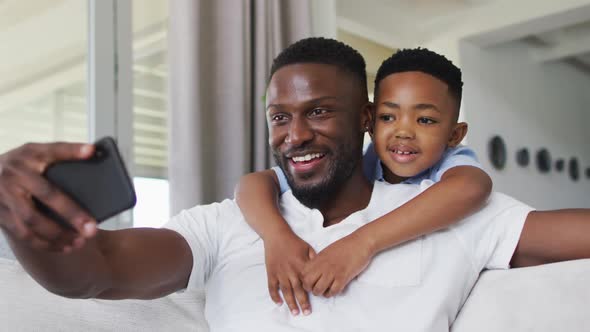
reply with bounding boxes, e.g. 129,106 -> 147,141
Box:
291,153 -> 323,163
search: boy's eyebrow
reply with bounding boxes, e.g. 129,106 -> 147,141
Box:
380,101 -> 440,113
414,103 -> 440,112
267,96 -> 340,111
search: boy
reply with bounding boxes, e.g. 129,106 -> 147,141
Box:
235,47 -> 491,316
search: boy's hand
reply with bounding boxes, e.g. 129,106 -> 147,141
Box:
264,231 -> 316,316
301,232 -> 374,297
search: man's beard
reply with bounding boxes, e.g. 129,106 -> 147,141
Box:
273,142 -> 359,209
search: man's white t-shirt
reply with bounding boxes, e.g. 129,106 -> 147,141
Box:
165,181 -> 533,332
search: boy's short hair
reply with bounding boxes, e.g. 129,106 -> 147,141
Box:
375,48 -> 463,110
270,37 -> 368,97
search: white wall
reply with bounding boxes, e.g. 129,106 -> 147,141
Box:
461,40 -> 590,209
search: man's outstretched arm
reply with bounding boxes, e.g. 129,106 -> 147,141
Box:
0,142 -> 193,299
511,209 -> 590,268
3,227 -> 193,299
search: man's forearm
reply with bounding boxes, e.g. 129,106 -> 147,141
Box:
3,230 -> 111,298
512,209 -> 590,267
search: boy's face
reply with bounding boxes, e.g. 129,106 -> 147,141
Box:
372,71 -> 467,183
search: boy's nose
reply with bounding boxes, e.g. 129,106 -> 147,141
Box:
394,121 -> 415,140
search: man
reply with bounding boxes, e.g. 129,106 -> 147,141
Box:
0,37 -> 588,331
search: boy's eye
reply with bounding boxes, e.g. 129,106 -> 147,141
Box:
417,117 -> 436,124
378,114 -> 394,122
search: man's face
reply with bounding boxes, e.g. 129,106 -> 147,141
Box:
372,71 -> 463,183
266,63 -> 366,208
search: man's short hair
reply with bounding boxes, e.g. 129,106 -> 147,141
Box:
270,37 -> 368,95
374,48 -> 463,106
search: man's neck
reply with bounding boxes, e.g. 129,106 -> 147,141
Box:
319,165 -> 372,227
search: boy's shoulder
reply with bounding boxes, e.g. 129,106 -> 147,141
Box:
405,145 -> 482,184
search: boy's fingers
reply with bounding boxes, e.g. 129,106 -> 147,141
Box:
279,279 -> 299,316
267,278 -> 282,305
326,280 -> 343,298
291,279 -> 311,315
312,275 -> 333,297
302,270 -> 321,292
308,247 -> 316,260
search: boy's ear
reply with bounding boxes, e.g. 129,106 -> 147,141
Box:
448,122 -> 468,147
362,102 -> 375,139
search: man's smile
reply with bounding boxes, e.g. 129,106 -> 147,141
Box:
287,152 -> 327,174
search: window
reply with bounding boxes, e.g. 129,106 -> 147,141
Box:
0,1 -> 88,154
132,0 -> 170,227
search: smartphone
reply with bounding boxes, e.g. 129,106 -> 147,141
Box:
34,137 -> 137,229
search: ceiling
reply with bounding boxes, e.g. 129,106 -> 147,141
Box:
336,0 -> 590,72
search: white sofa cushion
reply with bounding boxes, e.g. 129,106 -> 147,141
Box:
3,257 -> 590,331
452,259 -> 590,331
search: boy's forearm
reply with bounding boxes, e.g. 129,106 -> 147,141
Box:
359,166 -> 492,255
235,170 -> 293,240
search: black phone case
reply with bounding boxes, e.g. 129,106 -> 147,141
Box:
34,137 -> 137,228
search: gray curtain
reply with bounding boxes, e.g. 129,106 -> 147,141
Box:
168,0 -> 312,215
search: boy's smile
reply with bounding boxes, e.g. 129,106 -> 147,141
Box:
372,71 -> 466,184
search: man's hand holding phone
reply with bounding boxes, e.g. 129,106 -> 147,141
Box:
0,142 -> 98,253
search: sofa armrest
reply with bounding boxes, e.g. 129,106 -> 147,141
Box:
452,259 -> 590,332
0,258 -> 209,331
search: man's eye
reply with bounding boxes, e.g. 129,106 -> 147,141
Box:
310,108 -> 328,116
418,117 -> 436,124
271,114 -> 287,122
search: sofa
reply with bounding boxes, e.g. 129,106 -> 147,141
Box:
2,256 -> 590,331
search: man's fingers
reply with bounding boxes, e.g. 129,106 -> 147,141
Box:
11,193 -> 64,242
15,167 -> 96,237
267,277 -> 283,305
29,237 -> 51,251
291,278 -> 311,316
6,192 -> 78,251
13,143 -> 93,174
279,279 -> 299,316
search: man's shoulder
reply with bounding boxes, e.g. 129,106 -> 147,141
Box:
170,198 -> 243,228
450,191 -> 534,239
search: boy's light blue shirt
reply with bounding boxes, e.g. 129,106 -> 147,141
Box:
273,142 -> 483,194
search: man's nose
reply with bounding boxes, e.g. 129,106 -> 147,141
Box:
286,117 -> 314,146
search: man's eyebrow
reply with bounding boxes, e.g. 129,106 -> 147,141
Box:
379,101 -> 440,112
266,96 -> 340,111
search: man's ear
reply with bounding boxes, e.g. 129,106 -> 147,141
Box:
362,102 -> 375,139
448,122 -> 468,147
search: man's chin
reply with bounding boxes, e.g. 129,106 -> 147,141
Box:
290,184 -> 330,209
